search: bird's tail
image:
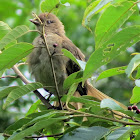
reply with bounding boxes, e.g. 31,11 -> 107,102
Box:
86,82 -> 127,110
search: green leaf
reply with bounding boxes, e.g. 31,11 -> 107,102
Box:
130,86 -> 140,104
82,0 -> 112,30
0,42 -> 33,71
3,82 -> 43,109
0,25 -> 30,50
97,66 -> 127,81
40,0 -> 60,13
61,95 -> 100,106
8,116 -> 69,140
24,110 -> 67,128
62,49 -> 86,70
66,83 -> 78,105
4,111 -> 51,134
63,71 -> 83,89
83,26 -> 140,80
0,21 -> 11,40
62,49 -> 80,67
107,127 -> 140,140
26,100 -> 41,116
100,99 -> 123,111
125,54 -> 140,77
0,86 -> 18,100
60,126 -> 109,140
95,1 -> 135,48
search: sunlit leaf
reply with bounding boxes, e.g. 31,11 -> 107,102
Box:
40,0 -> 60,13
95,1 -> 136,48
0,42 -> 33,71
83,26 -> 140,81
130,86 -> 140,104
125,54 -> 140,77
97,66 -> 127,81
66,83 -> 78,105
0,21 -> 11,40
82,0 -> 112,30
0,25 -> 30,50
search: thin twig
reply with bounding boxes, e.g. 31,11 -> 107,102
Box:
17,62 -> 27,67
12,65 -> 52,108
66,104 -> 140,126
42,23 -> 63,110
0,75 -> 18,79
3,133 -> 63,139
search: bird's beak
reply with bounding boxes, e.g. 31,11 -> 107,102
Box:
29,19 -> 40,25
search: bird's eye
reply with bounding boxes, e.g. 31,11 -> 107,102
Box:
47,20 -> 54,24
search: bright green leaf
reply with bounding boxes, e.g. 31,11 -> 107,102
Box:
83,26 -> 140,80
0,42 -> 33,71
95,1 -> 135,48
3,82 -> 43,109
97,66 -> 127,81
130,86 -> 140,104
125,54 -> 140,77
0,25 -> 30,50
82,0 -> 112,30
40,0 -> 60,13
0,21 -> 11,40
66,83 -> 78,105
26,100 -> 41,116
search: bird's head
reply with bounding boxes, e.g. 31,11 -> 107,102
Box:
29,13 -> 65,36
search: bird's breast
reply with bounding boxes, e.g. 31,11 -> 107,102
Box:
28,34 -> 69,95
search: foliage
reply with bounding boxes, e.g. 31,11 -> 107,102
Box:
0,0 -> 140,140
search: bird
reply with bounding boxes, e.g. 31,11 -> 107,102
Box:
28,13 -> 126,110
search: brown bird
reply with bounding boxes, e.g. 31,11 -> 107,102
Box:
28,13 -> 126,110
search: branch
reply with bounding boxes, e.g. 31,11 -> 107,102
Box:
3,133 -> 63,139
66,104 -> 140,126
12,65 -> 52,108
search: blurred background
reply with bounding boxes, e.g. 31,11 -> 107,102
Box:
0,0 -> 140,133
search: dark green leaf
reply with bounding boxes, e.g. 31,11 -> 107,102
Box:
3,82 -> 43,109
8,116 -> 69,140
107,126 -> 140,140
63,71 -> 83,89
60,126 -> 109,140
0,86 -> 18,100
